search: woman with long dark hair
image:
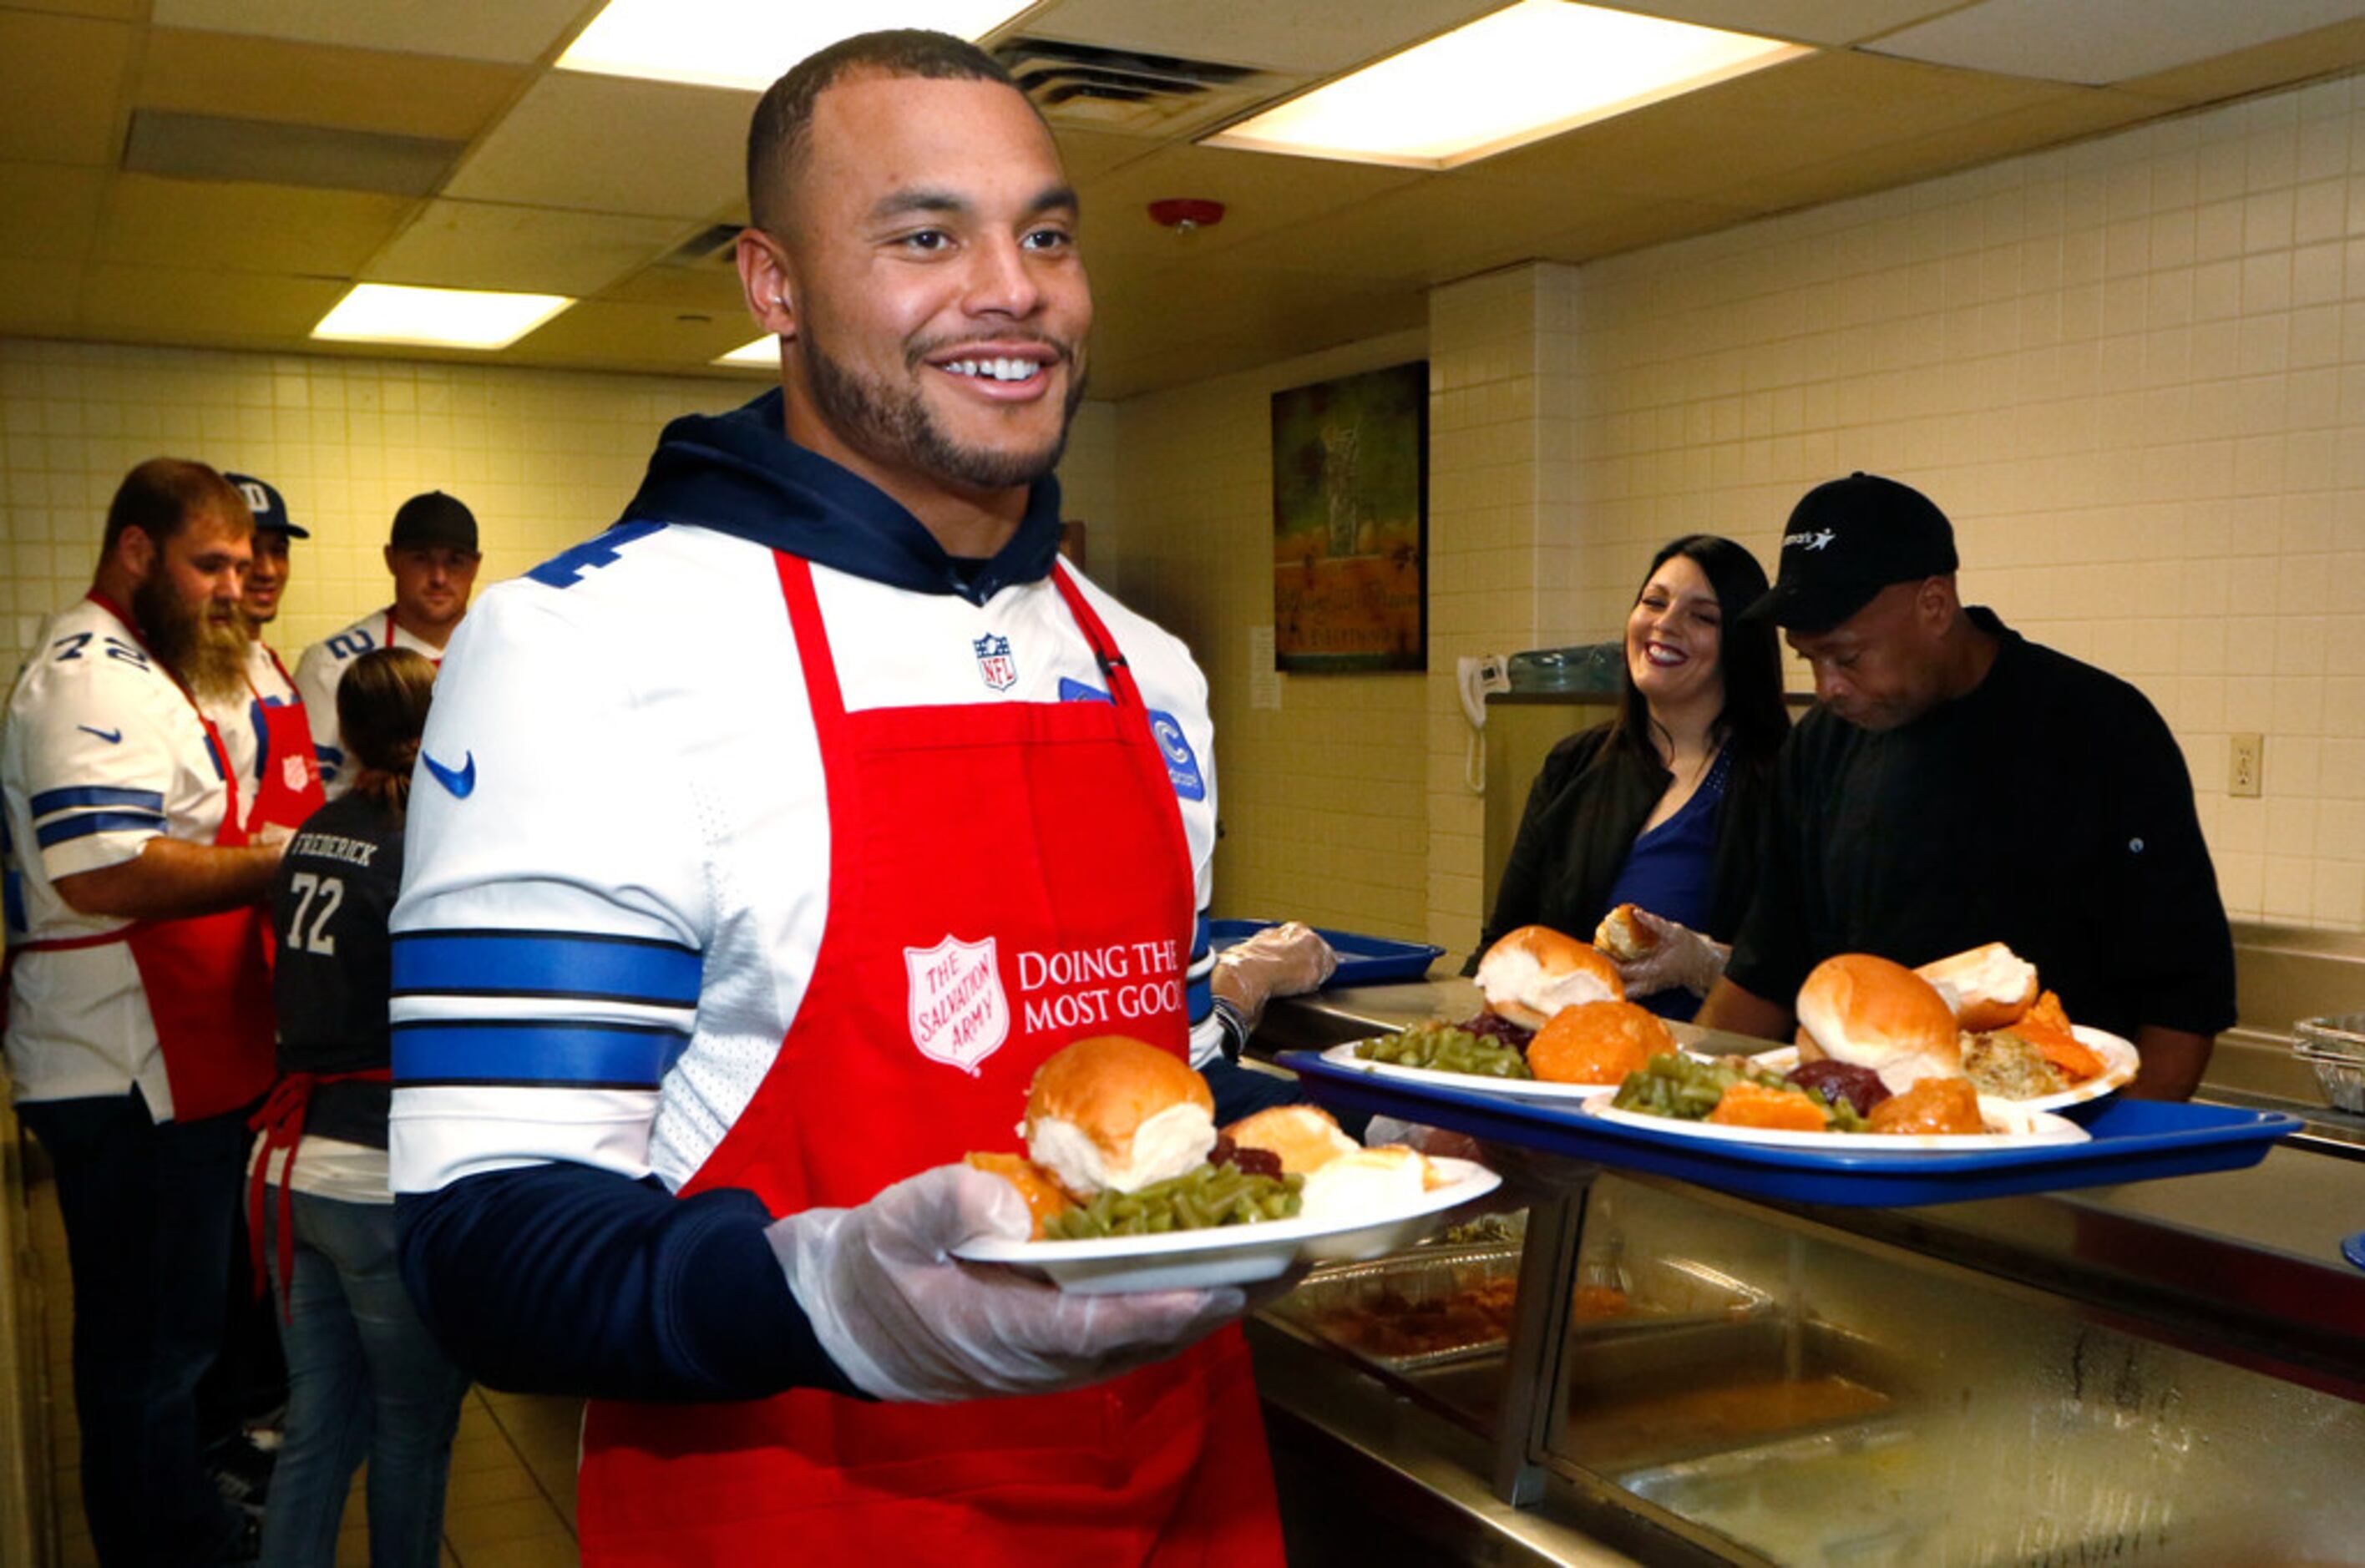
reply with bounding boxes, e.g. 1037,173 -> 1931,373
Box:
247,646 -> 468,1566
1471,534 -> 1790,1018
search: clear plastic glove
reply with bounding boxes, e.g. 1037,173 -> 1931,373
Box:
1612,909 -> 1729,999
766,1164 -> 1246,1404
1211,921 -> 1339,1033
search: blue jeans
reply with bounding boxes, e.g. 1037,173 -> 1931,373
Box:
257,1190 -> 470,1568
18,1090 -> 247,1566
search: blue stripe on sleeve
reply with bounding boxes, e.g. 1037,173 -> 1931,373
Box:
392,929 -> 701,1006
1192,913 -> 1208,964
30,786 -> 166,816
35,810 -> 166,848
392,1021 -> 688,1088
1186,972 -> 1213,1024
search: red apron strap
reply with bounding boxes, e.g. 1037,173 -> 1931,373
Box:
246,1068 -> 393,1320
773,554 -> 848,731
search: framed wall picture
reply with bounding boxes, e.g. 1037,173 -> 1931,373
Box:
1270,360 -> 1428,672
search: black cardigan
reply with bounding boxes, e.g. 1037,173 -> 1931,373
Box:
1467,723 -> 1775,972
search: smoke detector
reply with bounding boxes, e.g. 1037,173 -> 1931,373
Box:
1147,198 -> 1226,233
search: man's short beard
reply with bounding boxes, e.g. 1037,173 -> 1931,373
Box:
134,573 -> 249,703
801,327 -> 1083,493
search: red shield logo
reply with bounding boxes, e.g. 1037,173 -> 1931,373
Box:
904,934 -> 1010,1075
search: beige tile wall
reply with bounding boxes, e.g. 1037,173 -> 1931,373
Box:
1113,329 -> 1435,938
1551,73 -> 2365,932
0,338 -> 776,675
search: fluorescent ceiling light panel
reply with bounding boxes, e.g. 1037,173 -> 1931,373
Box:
558,0 -> 1033,92
311,283 -> 573,349
716,336 -> 778,367
1205,0 -> 1809,170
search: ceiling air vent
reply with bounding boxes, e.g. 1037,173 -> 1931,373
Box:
123,110 -> 461,198
994,37 -> 1293,136
654,222 -> 744,270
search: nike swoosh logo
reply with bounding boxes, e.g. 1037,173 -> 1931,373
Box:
78,726 -> 122,744
421,750 -> 476,799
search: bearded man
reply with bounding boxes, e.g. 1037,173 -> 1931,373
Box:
2,455 -> 286,1565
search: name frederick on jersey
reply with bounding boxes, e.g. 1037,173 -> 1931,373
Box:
288,830 -> 379,868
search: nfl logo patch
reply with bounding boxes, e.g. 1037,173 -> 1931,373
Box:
974,633 -> 1017,691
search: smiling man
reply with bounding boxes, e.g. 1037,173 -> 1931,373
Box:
215,472 -> 325,842
387,30 -> 1286,1565
1694,473 -> 2236,1099
293,490 -> 480,795
2,457 -> 286,1565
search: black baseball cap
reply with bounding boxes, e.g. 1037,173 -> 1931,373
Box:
389,490 -> 479,552
1742,472 -> 1957,631
225,473 -> 307,539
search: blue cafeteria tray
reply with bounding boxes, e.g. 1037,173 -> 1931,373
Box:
1207,920 -> 1443,987
1281,1050 -> 2301,1207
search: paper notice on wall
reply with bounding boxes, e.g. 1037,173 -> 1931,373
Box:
1248,625 -> 1280,711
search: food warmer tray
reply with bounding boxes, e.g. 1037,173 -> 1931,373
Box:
1280,1050 -> 2302,1206
1207,919 -> 1443,986
1273,1246 -> 1770,1373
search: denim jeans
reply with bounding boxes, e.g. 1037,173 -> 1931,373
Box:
257,1189 -> 471,1568
18,1090 -> 247,1566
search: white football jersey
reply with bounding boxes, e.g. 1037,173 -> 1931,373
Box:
293,607 -> 445,797
2,596 -> 235,1113
388,523 -> 1221,1198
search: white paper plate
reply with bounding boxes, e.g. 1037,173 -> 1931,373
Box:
1580,1091 -> 2089,1151
950,1157 -> 1501,1293
1742,1024 -> 2140,1112
1318,1041 -> 1619,1101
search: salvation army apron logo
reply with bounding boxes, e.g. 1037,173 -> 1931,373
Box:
281,753 -> 313,792
974,634 -> 1017,692
904,933 -> 1010,1074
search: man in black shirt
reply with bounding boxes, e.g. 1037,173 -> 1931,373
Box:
1695,473 -> 2235,1099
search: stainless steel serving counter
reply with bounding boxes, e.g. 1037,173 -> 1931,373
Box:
1248,980 -> 2365,1566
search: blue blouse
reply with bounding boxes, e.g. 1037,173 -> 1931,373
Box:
1600,748 -> 1732,1020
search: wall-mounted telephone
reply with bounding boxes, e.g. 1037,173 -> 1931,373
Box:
1457,654 -> 1509,792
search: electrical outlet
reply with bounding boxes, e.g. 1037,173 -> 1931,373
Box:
2230,732 -> 2264,797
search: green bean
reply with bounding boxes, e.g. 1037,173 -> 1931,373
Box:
1356,1023 -> 1533,1080
1042,1164 -> 1304,1241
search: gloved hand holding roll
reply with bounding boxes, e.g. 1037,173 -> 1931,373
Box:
1597,905 -> 1729,999
1212,921 -> 1339,1034
766,1164 -> 1245,1403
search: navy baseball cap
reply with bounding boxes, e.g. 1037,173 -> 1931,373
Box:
389,490 -> 479,552
1742,472 -> 1957,631
225,473 -> 307,539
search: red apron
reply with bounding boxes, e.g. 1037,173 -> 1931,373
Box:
577,556 -> 1284,1566
4,595 -> 280,1123
246,645 -> 325,837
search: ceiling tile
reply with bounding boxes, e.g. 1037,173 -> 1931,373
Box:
1607,2 -> 1966,48
443,73 -> 755,220
149,0 -> 587,66
503,297 -> 773,372
0,10 -> 134,165
77,262 -> 349,344
99,175 -> 413,278
1075,142 -> 1423,263
0,257 -> 86,333
0,162 -> 109,261
1019,0 -> 1496,73
137,28 -> 528,141
123,112 -> 461,198
1724,89 -> 2165,213
1051,126 -> 1167,183
596,261 -> 752,313
9,0 -> 141,18
367,201 -> 697,296
1871,0 -> 2365,87
1476,49 -> 2075,201
2120,15 -> 2365,104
